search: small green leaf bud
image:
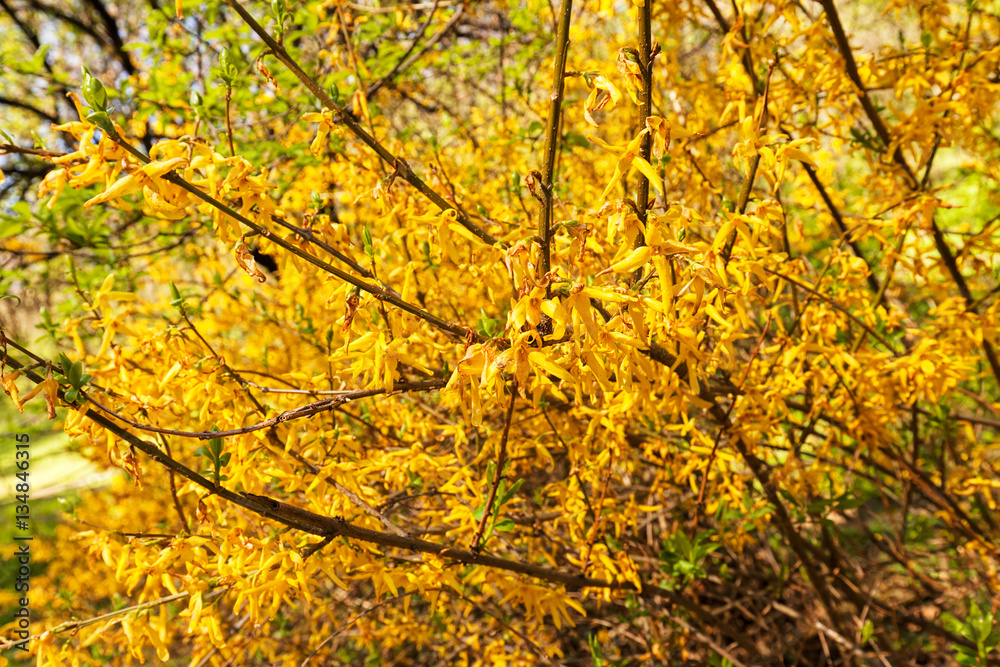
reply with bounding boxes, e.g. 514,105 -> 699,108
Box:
81,66 -> 108,111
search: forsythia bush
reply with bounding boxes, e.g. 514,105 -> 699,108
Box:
2,0 -> 1000,664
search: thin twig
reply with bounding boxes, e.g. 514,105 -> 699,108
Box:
471,388 -> 518,551
693,312 -> 771,532
578,451 -> 614,575
0,142 -> 63,158
722,60 -> 775,262
2,349 -> 639,592
83,379 -> 445,440
224,86 -> 235,156
795,154 -> 882,301
263,432 -> 411,538
363,2 -> 457,101
224,0 -> 503,248
762,267 -> 900,354
818,0 -> 1000,386
0,588 -> 228,650
538,0 -> 573,288
301,590 -> 427,665
107,129 -> 479,342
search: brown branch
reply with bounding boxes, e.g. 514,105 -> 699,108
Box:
920,11 -> 974,190
108,130 -> 479,342
537,0 -> 573,286
3,338 -> 760,657
722,60 -> 775,262
363,2 -> 461,101
816,0 -> 915,186
708,401 -> 849,644
159,435 -> 190,531
82,0 -> 137,74
3,350 -> 627,592
762,267 -> 900,354
262,211 -> 375,281
0,96 -> 59,124
796,155 -> 883,301
22,0 -> 103,45
817,0 -> 1000,386
701,0 -> 759,93
470,388 -> 518,551
0,142 -> 64,158
633,0 -> 653,235
83,379 -> 445,440
224,0 -> 503,248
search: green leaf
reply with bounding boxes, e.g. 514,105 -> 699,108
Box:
26,44 -> 51,75
588,633 -> 605,667
498,478 -> 524,507
58,353 -> 74,376
68,361 -> 83,386
563,131 -> 591,149
494,518 -> 516,532
477,309 -> 502,338
208,436 -> 223,458
362,225 -> 373,258
968,602 -> 996,644
219,48 -> 238,86
81,66 -> 108,111
860,619 -> 874,644
834,495 -> 867,510
0,215 -> 26,240
86,110 -> 115,135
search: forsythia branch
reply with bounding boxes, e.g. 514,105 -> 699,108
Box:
224,0 -> 504,248
107,130 -> 482,342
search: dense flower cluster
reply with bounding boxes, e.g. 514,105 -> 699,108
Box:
2,0 -> 999,664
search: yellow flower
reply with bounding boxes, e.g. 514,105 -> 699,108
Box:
589,129 -> 664,201
83,157 -> 188,208
584,74 -> 623,127
644,116 -> 670,160
510,286 -> 546,330
302,110 -> 339,157
616,47 -> 644,104
92,274 -> 137,313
